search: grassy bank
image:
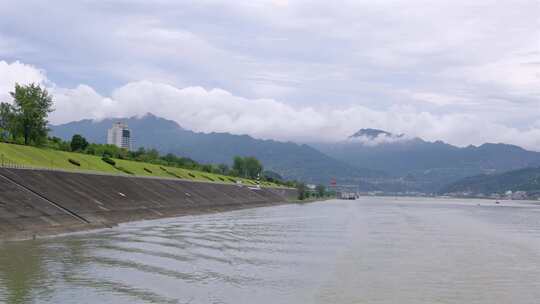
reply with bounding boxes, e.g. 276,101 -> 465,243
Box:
0,142 -> 279,187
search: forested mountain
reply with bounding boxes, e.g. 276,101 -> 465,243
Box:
50,114 -> 383,185
313,130 -> 540,192
52,117 -> 540,193
439,167 -> 540,195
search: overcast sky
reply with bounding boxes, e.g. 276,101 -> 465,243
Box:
0,0 -> 539,149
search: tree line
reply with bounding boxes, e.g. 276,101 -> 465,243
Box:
296,183 -> 331,200
54,134 -> 270,180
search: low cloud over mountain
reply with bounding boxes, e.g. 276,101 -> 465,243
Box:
1,1 -> 539,149
348,128 -> 407,146
1,60 -> 540,150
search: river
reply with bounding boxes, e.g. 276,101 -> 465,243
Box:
1,197 -> 540,303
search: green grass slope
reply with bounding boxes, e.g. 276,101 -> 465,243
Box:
439,167 -> 540,195
0,143 -> 278,187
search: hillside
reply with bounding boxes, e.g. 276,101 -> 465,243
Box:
50,114 -> 384,184
439,167 -> 540,195
313,131 -> 540,192
0,142 -> 276,187
52,118 -> 540,192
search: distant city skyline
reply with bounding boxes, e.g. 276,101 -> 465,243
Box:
0,1 -> 539,149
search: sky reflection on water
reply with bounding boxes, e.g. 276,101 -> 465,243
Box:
1,198 -> 540,304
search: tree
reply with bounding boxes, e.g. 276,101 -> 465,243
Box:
297,182 -> 306,200
233,156 -> 246,177
48,136 -> 71,151
131,147 -> 147,160
70,134 -> 89,151
201,164 -> 213,173
244,157 -> 263,179
232,156 -> 263,179
8,83 -> 54,145
218,164 -> 230,175
263,170 -> 282,182
0,102 -> 15,140
316,184 -> 326,197
144,149 -> 160,162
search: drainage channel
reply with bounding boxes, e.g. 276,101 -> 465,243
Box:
0,172 -> 90,224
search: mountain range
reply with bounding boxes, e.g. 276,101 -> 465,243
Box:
312,130 -> 540,192
51,114 -> 540,193
50,114 -> 381,185
439,167 -> 540,196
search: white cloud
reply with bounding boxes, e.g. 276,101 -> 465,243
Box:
0,0 -> 539,151
0,60 -> 47,101
62,80 -> 532,147
49,79 -> 540,151
444,48 -> 540,98
1,60 -> 540,150
50,84 -> 115,121
410,92 -> 474,107
348,133 -> 410,147
1,0 -> 538,105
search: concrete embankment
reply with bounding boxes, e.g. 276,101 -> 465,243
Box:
0,168 -> 297,240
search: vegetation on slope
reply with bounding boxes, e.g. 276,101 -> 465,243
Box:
0,83 -> 296,187
0,83 -> 322,194
314,132 -> 540,192
439,167 -> 540,195
50,114 -> 384,184
0,142 -> 279,186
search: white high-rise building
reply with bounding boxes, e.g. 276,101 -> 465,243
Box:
107,122 -> 132,150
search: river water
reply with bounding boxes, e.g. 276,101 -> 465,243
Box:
1,197 -> 540,304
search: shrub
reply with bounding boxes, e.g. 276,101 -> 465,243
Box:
159,166 -> 183,179
144,167 -> 153,174
115,166 -> 134,175
202,175 -> 214,181
228,177 -> 237,183
102,157 -> 116,166
168,171 -> 183,179
188,173 -> 196,178
218,177 -> 225,182
68,158 -> 81,166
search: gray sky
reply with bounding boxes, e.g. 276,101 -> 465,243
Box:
0,0 -> 539,149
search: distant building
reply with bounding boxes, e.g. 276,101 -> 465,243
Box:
107,122 -> 132,150
511,191 -> 527,200
338,191 -> 357,200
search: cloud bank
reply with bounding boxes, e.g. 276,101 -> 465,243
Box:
1,60 -> 540,151
0,1 -> 538,149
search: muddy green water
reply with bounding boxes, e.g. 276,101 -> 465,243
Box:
1,197 -> 540,304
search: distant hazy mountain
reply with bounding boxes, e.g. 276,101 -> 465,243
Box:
53,118 -> 540,192
439,167 -> 540,195
50,114 -> 383,185
313,129 -> 540,192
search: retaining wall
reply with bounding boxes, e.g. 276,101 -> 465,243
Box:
0,168 -> 297,239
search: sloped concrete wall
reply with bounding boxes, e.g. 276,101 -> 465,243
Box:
0,168 -> 297,239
